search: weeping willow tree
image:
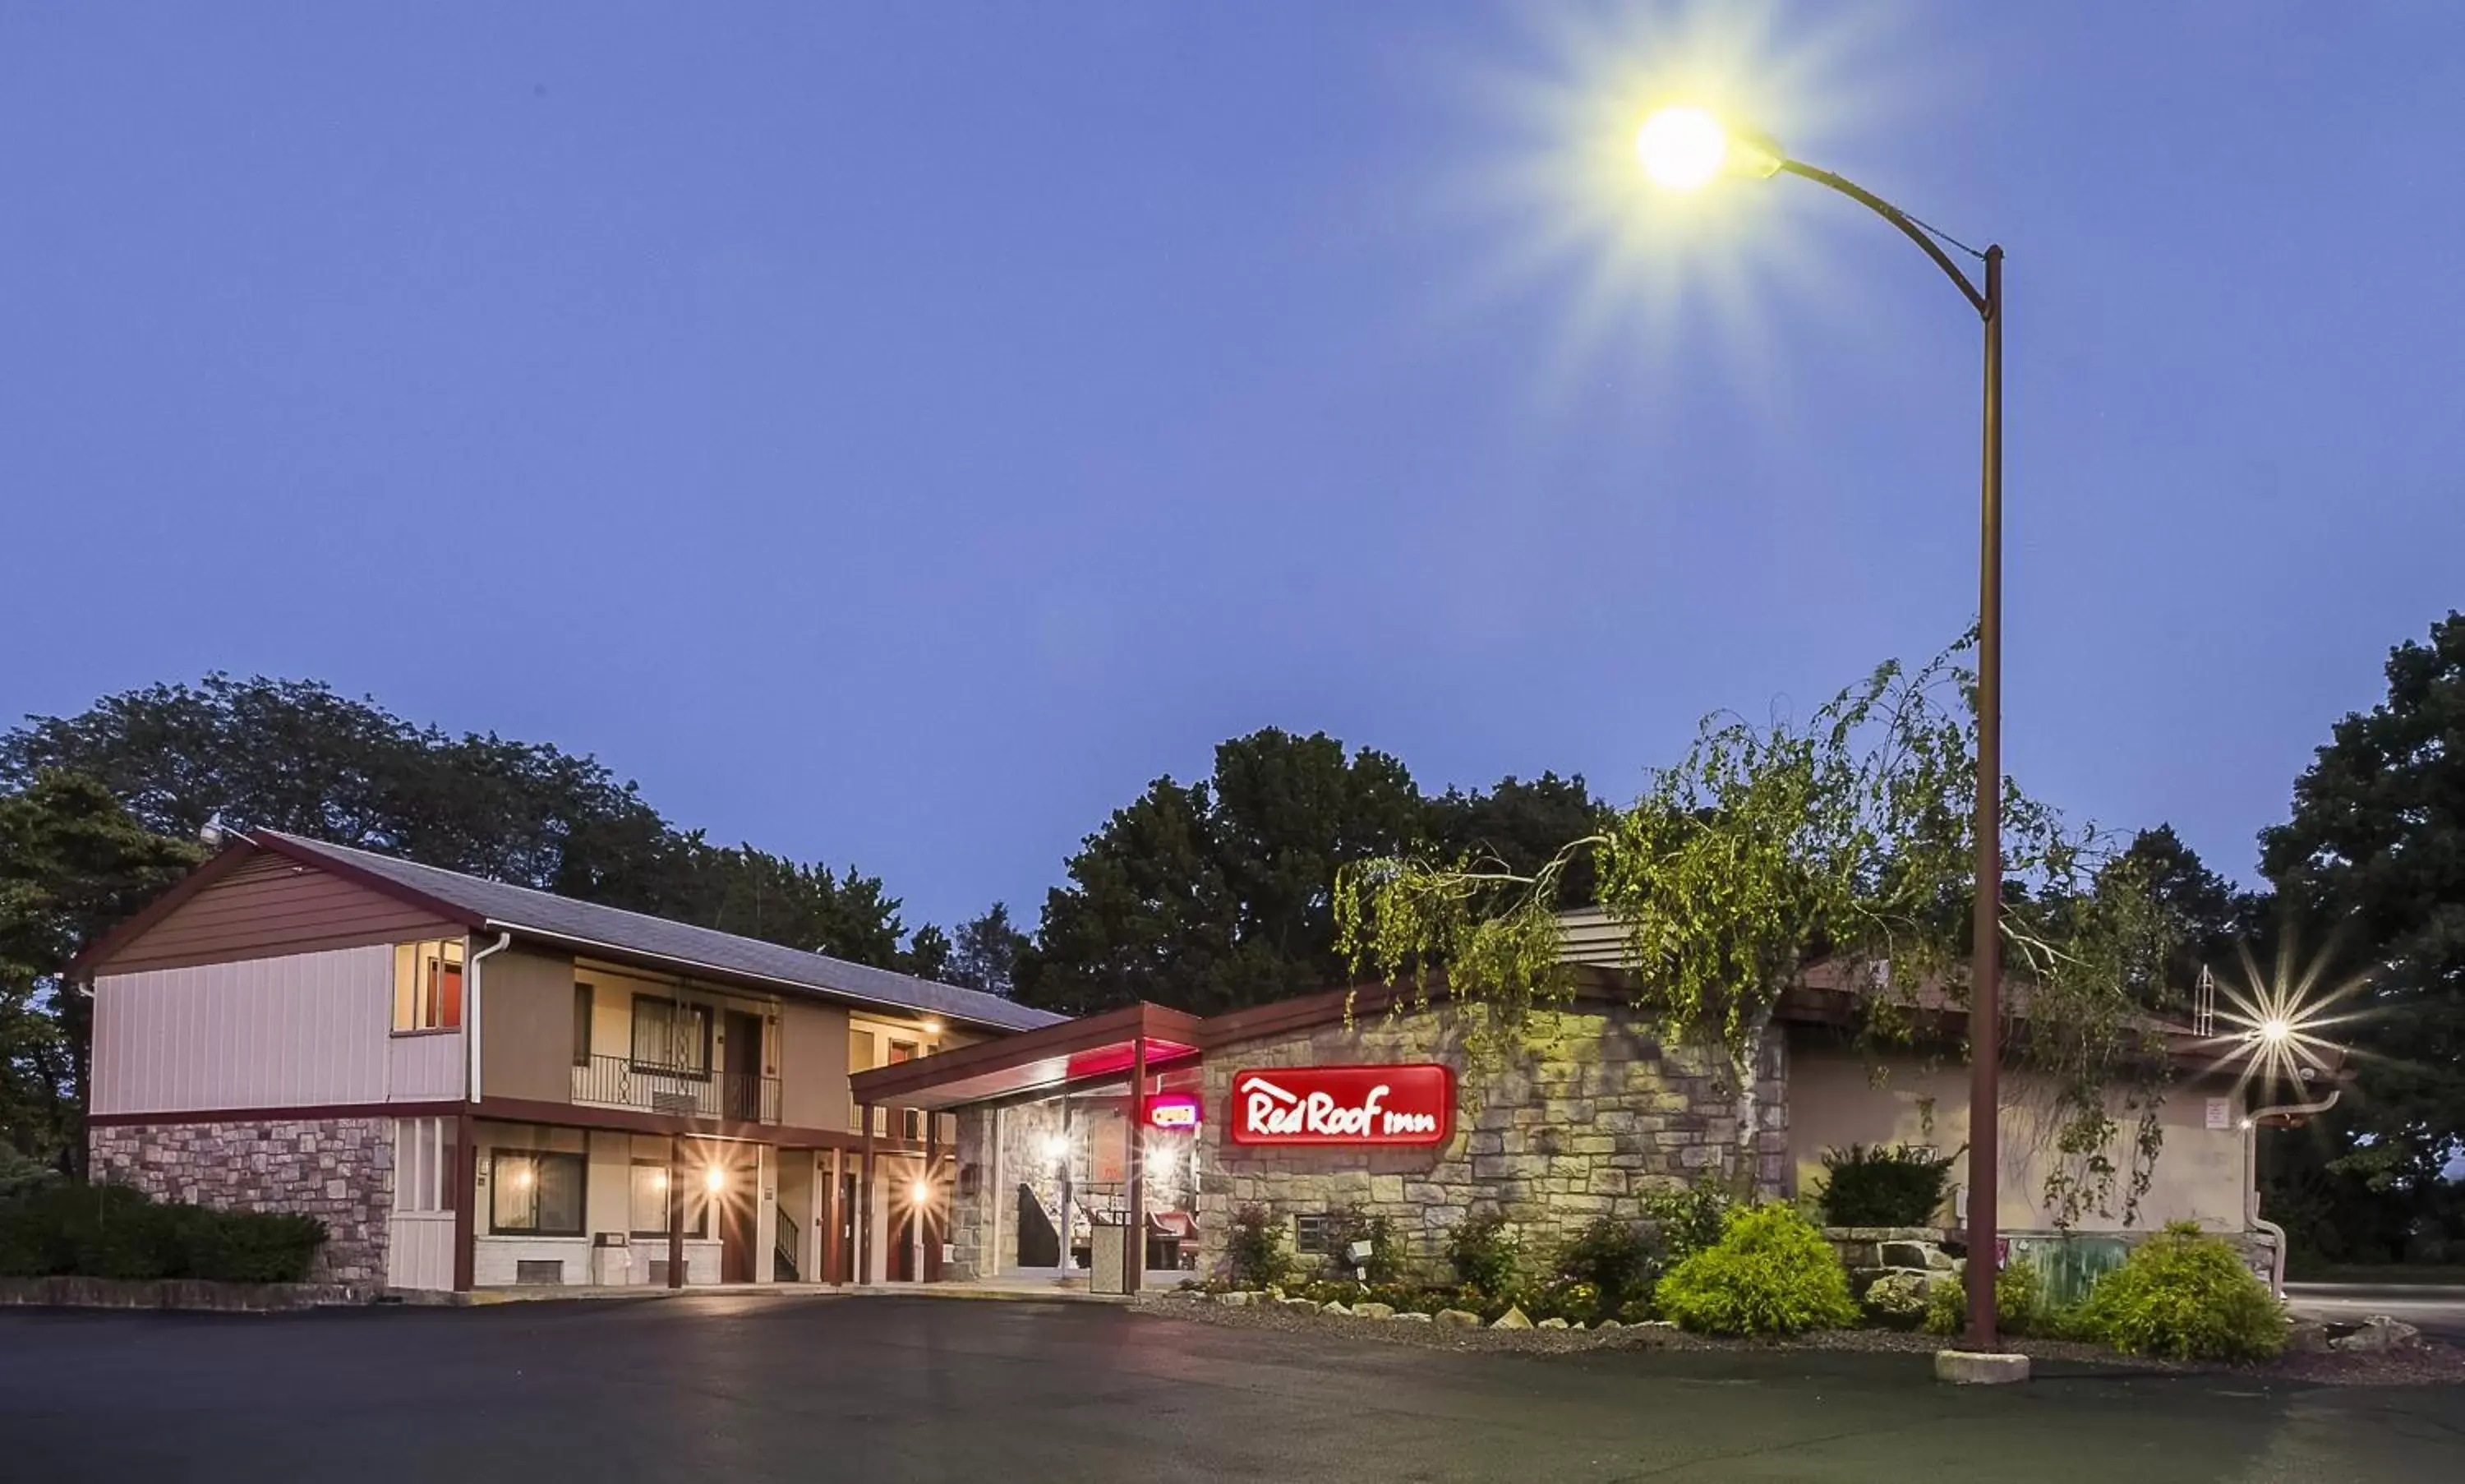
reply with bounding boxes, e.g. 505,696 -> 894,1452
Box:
1334,638 -> 2186,1221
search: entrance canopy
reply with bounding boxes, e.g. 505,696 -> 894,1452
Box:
848,1002 -> 1203,1112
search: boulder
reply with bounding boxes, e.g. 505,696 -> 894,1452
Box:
2284,1320 -> 2331,1355
1216,1292 -> 1253,1307
1321,1301 -> 1352,1316
1352,1302 -> 1395,1320
1490,1306 -> 1534,1330
1879,1240 -> 1944,1271
1394,1311 -> 1434,1324
1861,1270 -> 1936,1330
1435,1308 -> 1483,1329
1596,1318 -> 1624,1330
1538,1317 -> 1570,1330
2330,1316 -> 2423,1353
1277,1296 -> 1321,1311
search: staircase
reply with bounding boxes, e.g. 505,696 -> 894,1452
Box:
774,1207 -> 800,1283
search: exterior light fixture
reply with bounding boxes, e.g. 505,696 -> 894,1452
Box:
703,1165 -> 726,1195
1039,1132 -> 1071,1163
1633,105 -> 1782,190
910,1178 -> 932,1206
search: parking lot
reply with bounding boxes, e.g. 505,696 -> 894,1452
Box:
3,1293 -> 2461,1482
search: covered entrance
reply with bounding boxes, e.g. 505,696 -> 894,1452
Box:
848,1003 -> 1204,1294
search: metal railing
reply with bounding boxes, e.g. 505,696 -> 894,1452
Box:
571,1054 -> 779,1123
774,1206 -> 800,1283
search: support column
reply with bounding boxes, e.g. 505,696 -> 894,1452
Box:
1126,1037 -> 1147,1297
450,1108 -> 476,1293
858,1103 -> 875,1286
666,1135 -> 684,1289
825,1147 -> 845,1284
923,1108 -> 942,1283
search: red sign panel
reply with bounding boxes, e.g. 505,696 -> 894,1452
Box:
1227,1064 -> 1454,1147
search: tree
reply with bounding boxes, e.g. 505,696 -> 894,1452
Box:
1338,640 -> 2185,1218
948,903 -> 1029,997
0,772 -> 201,1170
901,924 -> 955,983
1018,729 -> 1431,1016
1426,772 -> 1607,906
2260,612 -> 2465,1197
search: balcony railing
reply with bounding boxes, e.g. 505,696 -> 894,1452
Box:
572,1054 -> 780,1124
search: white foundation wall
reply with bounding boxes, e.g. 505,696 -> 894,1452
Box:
1785,1040 -> 2248,1233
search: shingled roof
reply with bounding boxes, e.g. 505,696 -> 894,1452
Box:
244,830 -> 1064,1035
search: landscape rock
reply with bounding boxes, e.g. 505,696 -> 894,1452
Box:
1490,1306 -> 1534,1330
1538,1317 -> 1569,1330
1394,1311 -> 1433,1323
1860,1270 -> 1936,1329
1321,1301 -> 1352,1316
1277,1296 -> 1320,1311
2284,1320 -> 2331,1354
1352,1302 -> 1395,1320
1435,1309 -> 1483,1329
1215,1292 -> 1252,1307
2330,1316 -> 2423,1353
1596,1318 -> 1624,1330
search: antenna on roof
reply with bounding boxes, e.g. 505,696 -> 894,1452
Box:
2193,963 -> 2217,1039
200,813 -> 243,849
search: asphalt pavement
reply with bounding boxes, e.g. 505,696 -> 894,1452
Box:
2285,1283 -> 2465,1343
2,1293 -> 2459,1482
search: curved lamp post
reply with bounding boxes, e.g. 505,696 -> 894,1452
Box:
1636,106 -> 2009,1349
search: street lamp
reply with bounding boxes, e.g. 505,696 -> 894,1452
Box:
1637,104 -> 2009,1352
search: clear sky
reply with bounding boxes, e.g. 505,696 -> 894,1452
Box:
4,4 -> 2458,933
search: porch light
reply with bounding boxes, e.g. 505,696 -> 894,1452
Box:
703,1165 -> 726,1195
1039,1133 -> 1071,1163
909,1178 -> 932,1206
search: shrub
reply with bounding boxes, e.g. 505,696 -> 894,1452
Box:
0,1181 -> 326,1284
1921,1260 -> 2048,1339
1615,1294 -> 1657,1325
1226,1204 -> 1290,1289
1444,1212 -> 1522,1297
2076,1223 -> 2288,1362
1640,1180 -> 1732,1264
1556,1216 -> 1662,1311
1816,1144 -> 1958,1228
1654,1204 -> 1859,1337
1320,1205 -> 1404,1284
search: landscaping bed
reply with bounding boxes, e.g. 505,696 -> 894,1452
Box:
1131,1291 -> 2465,1385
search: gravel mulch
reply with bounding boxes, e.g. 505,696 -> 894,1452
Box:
1131,1293 -> 2465,1386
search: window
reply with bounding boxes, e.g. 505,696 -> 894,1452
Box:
574,984 -> 596,1068
391,939 -> 464,1032
629,1160 -> 707,1238
890,1042 -> 920,1140
630,997 -> 711,1075
489,1150 -> 584,1236
1294,1214 -> 1336,1256
392,1118 -> 453,1214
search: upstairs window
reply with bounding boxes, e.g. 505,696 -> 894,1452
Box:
392,939 -> 464,1032
630,996 -> 712,1076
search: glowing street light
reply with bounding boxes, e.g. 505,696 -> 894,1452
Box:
1633,100 -> 2009,1356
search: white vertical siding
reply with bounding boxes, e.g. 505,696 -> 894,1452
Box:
386,1213 -> 456,1291
92,944 -> 464,1114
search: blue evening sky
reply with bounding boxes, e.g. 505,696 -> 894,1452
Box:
4,4 -> 2458,933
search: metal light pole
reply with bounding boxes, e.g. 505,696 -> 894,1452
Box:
1639,111 -> 2008,1348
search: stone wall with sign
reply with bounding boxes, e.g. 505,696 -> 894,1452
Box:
1198,1003 -> 1785,1282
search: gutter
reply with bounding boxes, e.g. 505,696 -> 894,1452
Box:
2244,1087 -> 2341,1297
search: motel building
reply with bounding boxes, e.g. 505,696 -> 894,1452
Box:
81,838 -> 2267,1299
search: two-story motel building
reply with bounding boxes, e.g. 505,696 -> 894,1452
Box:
72,829 -> 1062,1295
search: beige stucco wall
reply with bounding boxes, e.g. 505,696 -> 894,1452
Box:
1785,1036 -> 2248,1233
479,947 -> 580,1104
780,1000 -> 852,1131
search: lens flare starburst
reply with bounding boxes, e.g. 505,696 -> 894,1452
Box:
2200,936 -> 2371,1110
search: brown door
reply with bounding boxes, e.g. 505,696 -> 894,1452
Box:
724,1010 -> 765,1121
714,1145 -> 758,1283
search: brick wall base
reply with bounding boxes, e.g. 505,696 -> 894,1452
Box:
90,1118 -> 394,1287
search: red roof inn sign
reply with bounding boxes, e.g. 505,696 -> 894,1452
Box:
1228,1064 -> 1455,1147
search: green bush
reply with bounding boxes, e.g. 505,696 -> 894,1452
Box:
2076,1223 -> 2288,1362
1225,1204 -> 1290,1289
1640,1180 -> 1732,1264
1922,1260 -> 2049,1338
1444,1212 -> 1522,1297
0,1181 -> 325,1284
1816,1145 -> 1958,1228
1615,1294 -> 1657,1325
1654,1204 -> 1859,1337
1320,1205 -> 1404,1284
1555,1216 -> 1662,1312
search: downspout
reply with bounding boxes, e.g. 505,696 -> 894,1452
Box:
466,930 -> 514,1104
2244,1088 -> 2340,1299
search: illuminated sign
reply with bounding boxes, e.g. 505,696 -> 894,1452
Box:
1228,1065 -> 1454,1147
1145,1093 -> 1203,1131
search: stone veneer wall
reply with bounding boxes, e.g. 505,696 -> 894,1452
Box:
949,1097 -> 1075,1280
90,1118 -> 393,1288
1199,1004 -> 1785,1283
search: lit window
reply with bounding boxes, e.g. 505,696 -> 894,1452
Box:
490,1150 -> 584,1236
631,997 -> 712,1075
629,1160 -> 707,1238
392,939 -> 464,1032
